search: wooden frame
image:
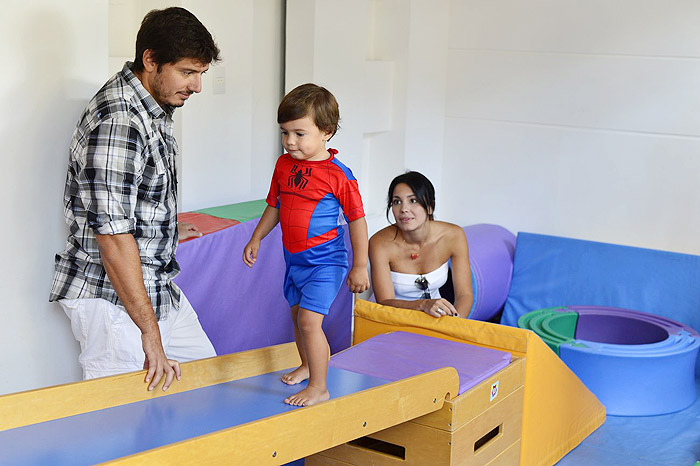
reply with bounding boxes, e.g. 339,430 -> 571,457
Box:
0,342 -> 301,432
1,343 -> 459,465
350,300 -> 606,466
308,358 -> 525,466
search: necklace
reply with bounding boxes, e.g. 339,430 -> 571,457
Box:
402,235 -> 424,260
398,224 -> 430,260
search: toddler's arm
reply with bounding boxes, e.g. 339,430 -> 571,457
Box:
243,205 -> 280,267
346,217 -> 369,293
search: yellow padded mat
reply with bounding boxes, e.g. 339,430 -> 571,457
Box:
353,299 -> 606,466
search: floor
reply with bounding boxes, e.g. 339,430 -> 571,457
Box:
289,378 -> 700,466
556,378 -> 700,466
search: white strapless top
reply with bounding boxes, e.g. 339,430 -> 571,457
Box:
390,262 -> 449,300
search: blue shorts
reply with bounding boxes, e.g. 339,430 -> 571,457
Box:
283,264 -> 347,315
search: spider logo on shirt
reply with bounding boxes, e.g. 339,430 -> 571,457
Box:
288,165 -> 312,189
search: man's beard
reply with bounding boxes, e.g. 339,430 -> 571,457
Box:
152,73 -> 190,108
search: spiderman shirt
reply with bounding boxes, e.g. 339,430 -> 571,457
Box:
266,149 -> 365,267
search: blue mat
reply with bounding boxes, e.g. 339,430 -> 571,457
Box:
556,377 -> 700,466
501,233 -> 700,372
0,368 -> 389,466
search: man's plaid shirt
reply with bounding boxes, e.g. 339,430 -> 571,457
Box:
50,62 -> 181,320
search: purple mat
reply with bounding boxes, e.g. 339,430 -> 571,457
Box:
174,219 -> 353,356
463,224 -> 516,321
330,332 -> 511,395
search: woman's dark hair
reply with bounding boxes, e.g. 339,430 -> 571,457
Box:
133,7 -> 221,72
386,171 -> 436,222
278,83 -> 340,139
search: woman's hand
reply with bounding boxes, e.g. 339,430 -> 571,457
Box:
419,298 -> 458,318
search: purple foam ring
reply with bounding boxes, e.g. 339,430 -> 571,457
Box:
564,306 -> 700,343
463,224 -> 516,321
577,314 -> 670,345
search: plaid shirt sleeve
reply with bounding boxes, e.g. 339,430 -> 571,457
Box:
78,116 -> 145,235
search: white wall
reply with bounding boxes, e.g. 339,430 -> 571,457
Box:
285,0 -> 452,235
286,0 -> 700,256
179,0 -> 284,211
0,0 -> 284,395
0,0 -> 109,394
442,0 -> 700,255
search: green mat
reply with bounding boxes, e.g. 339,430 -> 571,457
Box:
518,307 -> 582,355
194,199 -> 267,223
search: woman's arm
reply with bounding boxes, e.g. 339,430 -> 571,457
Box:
369,231 -> 457,317
447,226 -> 474,318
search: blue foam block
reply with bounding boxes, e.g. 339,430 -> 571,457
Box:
560,331 -> 699,416
501,232 -> 700,372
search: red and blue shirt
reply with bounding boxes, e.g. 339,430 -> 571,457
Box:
266,149 -> 364,266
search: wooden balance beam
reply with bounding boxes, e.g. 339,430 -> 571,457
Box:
0,343 -> 458,465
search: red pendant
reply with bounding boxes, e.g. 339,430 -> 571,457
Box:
410,253 -> 419,260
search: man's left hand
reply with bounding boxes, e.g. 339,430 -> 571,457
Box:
178,221 -> 202,241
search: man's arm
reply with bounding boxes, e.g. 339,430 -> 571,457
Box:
95,233 -> 180,391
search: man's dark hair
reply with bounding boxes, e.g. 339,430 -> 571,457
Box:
386,171 -> 436,222
133,7 -> 221,72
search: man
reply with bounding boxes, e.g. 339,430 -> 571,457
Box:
50,7 -> 220,391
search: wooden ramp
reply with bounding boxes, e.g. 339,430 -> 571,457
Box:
0,343 -> 458,466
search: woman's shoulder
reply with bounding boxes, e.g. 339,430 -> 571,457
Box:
370,225 -> 398,244
431,221 -> 467,255
432,221 -> 466,239
369,226 -> 401,259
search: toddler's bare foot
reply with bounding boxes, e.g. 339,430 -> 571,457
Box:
281,365 -> 309,385
284,385 -> 329,406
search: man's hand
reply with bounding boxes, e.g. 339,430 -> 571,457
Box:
142,331 -> 181,391
178,221 -> 202,241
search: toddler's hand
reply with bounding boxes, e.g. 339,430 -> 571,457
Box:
243,239 -> 260,267
346,266 -> 369,294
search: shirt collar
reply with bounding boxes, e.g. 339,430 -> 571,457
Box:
121,62 -> 175,120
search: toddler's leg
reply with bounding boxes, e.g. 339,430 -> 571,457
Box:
284,308 -> 330,406
282,305 -> 310,385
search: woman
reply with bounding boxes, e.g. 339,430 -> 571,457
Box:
369,171 -> 473,318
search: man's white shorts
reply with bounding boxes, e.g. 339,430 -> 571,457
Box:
58,294 -> 216,380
